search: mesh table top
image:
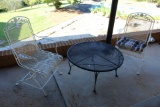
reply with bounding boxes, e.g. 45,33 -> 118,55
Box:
67,42 -> 124,72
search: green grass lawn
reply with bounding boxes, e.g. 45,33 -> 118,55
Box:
0,2 -> 70,45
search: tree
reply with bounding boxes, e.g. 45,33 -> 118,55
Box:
2,0 -> 24,12
44,0 -> 62,9
0,1 -> 6,10
23,0 -> 39,8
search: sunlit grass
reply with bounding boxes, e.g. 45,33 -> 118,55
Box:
0,2 -> 70,42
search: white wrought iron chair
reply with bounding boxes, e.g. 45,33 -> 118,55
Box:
3,16 -> 63,96
115,12 -> 155,75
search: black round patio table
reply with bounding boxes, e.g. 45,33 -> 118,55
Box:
67,41 -> 124,92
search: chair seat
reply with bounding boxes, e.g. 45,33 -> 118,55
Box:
35,54 -> 62,75
116,36 -> 146,53
19,52 -> 63,76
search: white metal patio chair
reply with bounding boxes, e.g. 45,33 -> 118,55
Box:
115,12 -> 155,75
3,16 -> 63,96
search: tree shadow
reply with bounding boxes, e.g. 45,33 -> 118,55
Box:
62,3 -> 100,13
37,33 -> 96,45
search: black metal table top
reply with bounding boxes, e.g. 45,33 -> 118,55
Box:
67,42 -> 124,72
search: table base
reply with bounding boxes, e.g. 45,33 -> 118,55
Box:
68,61 -> 119,92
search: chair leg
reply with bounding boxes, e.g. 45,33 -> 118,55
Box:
32,76 -> 48,97
58,70 -> 62,75
15,72 -> 32,86
55,67 -> 62,75
137,58 -> 144,75
15,69 -> 56,97
124,54 -> 144,75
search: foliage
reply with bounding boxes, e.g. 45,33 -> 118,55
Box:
66,0 -> 79,4
1,0 -> 24,11
90,5 -> 110,17
23,0 -> 39,7
67,0 -> 72,4
0,1 -> 8,12
157,0 -> 160,4
39,0 -> 46,3
72,0 -> 78,4
45,0 -> 53,4
116,11 -> 128,19
53,0 -> 62,9
90,4 -> 129,19
44,0 -> 62,9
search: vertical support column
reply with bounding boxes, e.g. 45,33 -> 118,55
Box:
106,0 -> 119,44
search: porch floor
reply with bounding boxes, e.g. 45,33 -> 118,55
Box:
1,43 -> 160,107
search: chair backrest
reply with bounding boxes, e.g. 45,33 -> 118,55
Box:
123,12 -> 155,43
3,16 -> 40,66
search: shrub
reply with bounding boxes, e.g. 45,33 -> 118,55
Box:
44,0 -> 62,9
90,5 -> 110,16
72,0 -> 78,4
0,1 -> 8,12
67,0 -> 72,4
23,0 -> 39,7
1,0 -> 25,11
53,0 -> 62,9
116,11 -> 128,19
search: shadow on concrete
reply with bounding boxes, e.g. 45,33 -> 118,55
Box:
37,33 -> 97,45
54,44 -> 160,107
62,3 -> 100,13
0,65 -> 66,107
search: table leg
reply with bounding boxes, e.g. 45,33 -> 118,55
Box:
115,69 -> 118,77
68,61 -> 73,74
93,72 -> 100,93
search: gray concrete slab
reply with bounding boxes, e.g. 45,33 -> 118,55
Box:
131,95 -> 160,107
54,43 -> 160,107
0,66 -> 66,107
1,43 -> 160,107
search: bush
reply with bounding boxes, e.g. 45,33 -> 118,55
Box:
53,0 -> 62,9
72,0 -> 78,4
0,1 -> 8,12
23,0 -> 39,6
90,5 -> 110,16
1,0 -> 25,11
116,11 -> 128,19
67,0 -> 72,4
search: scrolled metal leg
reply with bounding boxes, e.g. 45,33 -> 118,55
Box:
68,60 -> 73,74
93,72 -> 100,93
137,58 -> 144,75
115,69 -> 118,77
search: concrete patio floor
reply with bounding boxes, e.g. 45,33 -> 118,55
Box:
1,43 -> 160,107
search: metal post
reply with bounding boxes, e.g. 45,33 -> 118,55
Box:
106,0 -> 119,44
